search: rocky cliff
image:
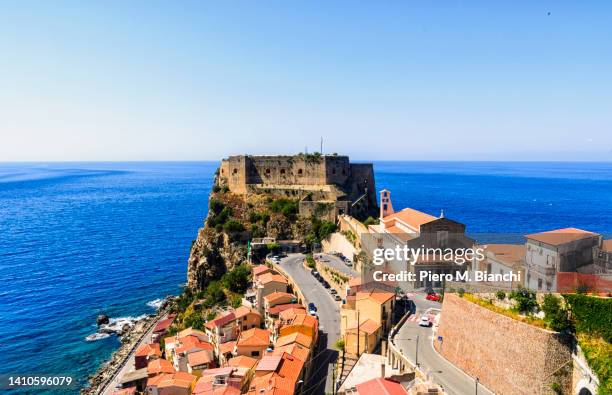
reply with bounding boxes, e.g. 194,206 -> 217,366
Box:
186,175 -> 324,290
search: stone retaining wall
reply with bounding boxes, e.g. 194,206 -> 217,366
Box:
435,294 -> 572,395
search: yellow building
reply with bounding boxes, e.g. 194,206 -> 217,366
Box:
344,319 -> 381,356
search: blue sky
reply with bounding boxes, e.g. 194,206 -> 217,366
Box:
1,1 -> 611,161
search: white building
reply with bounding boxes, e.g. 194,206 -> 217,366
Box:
524,227 -> 601,291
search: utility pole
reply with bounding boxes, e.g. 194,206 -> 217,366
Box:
320,137 -> 323,154
332,360 -> 337,395
356,310 -> 360,357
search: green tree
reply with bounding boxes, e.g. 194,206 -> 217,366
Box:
223,220 -> 245,233
509,286 -> 538,313
363,216 -> 379,226
221,264 -> 251,294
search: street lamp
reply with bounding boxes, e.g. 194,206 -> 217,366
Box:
475,377 -> 479,395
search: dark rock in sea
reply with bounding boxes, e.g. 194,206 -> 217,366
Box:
96,314 -> 110,326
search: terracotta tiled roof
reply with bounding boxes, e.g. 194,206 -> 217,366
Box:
526,227 -> 599,246
356,377 -> 408,395
264,292 -> 295,304
252,265 -> 272,276
188,349 -> 214,367
278,307 -> 306,322
237,328 -> 270,348
288,314 -> 318,330
205,311 -> 237,330
383,208 -> 437,230
356,288 -> 395,304
256,355 -> 283,372
178,327 -> 209,341
346,318 -> 381,335
156,371 -> 196,389
175,335 -> 214,354
258,272 -> 289,285
235,306 -> 261,319
276,352 -> 304,389
219,341 -> 236,355
268,303 -> 302,315
135,343 -> 161,358
153,316 -> 175,333
384,225 -> 416,242
247,353 -> 304,395
482,244 -> 526,266
276,332 -> 313,348
227,355 -> 258,369
247,372 -> 293,395
147,358 -> 175,376
272,343 -> 310,362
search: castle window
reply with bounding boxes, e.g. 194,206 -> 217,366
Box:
342,169 -> 346,175
383,204 -> 387,210
383,191 -> 387,197
332,168 -> 336,175
265,168 -> 270,174
280,169 -> 286,174
298,169 -> 303,175
233,168 -> 237,174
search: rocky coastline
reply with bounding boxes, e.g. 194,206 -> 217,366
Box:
82,298 -> 173,394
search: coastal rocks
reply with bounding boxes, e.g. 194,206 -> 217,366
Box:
96,314 -> 110,326
82,308 -> 169,394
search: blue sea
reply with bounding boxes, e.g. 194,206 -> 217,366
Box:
1,161 -> 611,393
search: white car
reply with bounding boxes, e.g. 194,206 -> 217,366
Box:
419,315 -> 431,327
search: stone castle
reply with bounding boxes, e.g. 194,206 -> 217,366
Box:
217,154 -> 378,220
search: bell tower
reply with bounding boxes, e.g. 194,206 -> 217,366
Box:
379,189 -> 394,219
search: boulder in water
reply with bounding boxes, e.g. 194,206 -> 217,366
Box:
97,314 -> 110,326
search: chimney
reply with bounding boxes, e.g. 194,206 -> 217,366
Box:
379,189 -> 394,220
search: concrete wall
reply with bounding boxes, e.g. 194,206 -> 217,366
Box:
435,294 -> 573,395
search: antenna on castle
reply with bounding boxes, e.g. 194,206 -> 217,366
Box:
320,137 -> 323,154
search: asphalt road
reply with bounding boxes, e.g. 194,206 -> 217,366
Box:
101,315 -> 163,395
281,254 -> 340,395
394,295 -> 494,395
315,253 -> 358,278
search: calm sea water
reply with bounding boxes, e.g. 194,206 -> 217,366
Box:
1,161 -> 611,393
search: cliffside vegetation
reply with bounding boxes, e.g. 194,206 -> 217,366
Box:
563,294 -> 612,393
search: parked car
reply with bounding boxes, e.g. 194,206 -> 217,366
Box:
345,261 -> 353,267
419,315 -> 431,327
308,302 -> 317,312
426,292 -> 440,302
330,289 -> 337,295
322,281 -> 331,289
334,295 -> 341,301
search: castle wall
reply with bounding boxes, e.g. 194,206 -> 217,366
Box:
435,294 -> 573,395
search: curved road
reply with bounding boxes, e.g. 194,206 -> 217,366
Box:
394,294 -> 494,395
280,254 -> 340,395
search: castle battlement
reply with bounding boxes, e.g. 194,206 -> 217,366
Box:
218,154 -> 378,220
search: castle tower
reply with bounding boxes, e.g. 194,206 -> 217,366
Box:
379,189 -> 394,219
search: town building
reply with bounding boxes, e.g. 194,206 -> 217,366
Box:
366,189 -> 474,290
134,343 -> 162,370
525,227 -> 601,291
593,239 -> 612,272
234,328 -> 271,359
475,244 -> 526,289
146,371 -> 196,395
